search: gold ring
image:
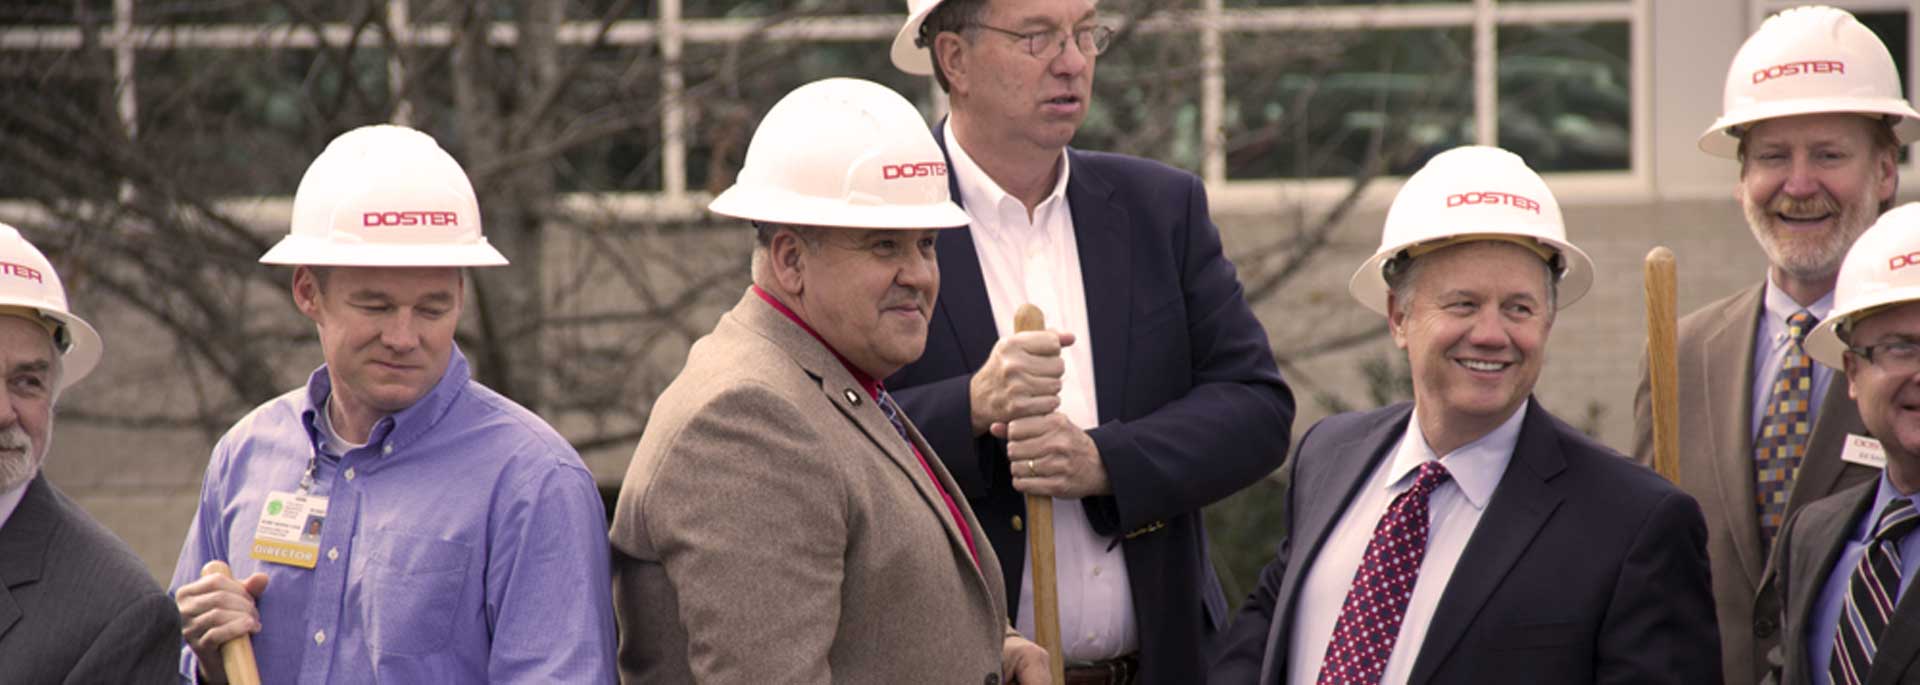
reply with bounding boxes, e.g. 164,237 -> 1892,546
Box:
1026,460 -> 1036,477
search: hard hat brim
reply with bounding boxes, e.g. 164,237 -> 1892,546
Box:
891,0 -> 944,76
0,297 -> 103,391
258,235 -> 510,268
1805,285 -> 1920,369
708,183 -> 971,230
1698,98 -> 1920,158
1346,231 -> 1595,317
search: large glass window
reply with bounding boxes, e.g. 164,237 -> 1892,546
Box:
1224,28 -> 1472,179
1497,22 -> 1629,172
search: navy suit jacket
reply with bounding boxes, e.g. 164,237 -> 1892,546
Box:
887,129 -> 1296,682
1210,401 -> 1721,684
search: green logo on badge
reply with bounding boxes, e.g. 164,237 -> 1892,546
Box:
268,500 -> 283,516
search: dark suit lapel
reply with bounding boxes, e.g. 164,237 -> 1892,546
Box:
930,122 -> 997,370
1063,149 -> 1131,423
1872,570 -> 1920,685
1707,284 -> 1766,586
1785,483 -> 1873,683
0,475 -> 55,645
1259,405 -> 1415,682
1409,401 -> 1566,683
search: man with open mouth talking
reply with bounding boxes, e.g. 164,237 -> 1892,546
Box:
1213,146 -> 1719,684
1630,8 -> 1920,682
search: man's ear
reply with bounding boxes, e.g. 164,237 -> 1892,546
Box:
291,266 -> 323,323
935,31 -> 970,96
1877,148 -> 1899,204
770,229 -> 808,297
1387,293 -> 1410,350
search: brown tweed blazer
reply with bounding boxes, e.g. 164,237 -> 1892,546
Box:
1633,282 -> 1874,684
611,289 -> 1013,685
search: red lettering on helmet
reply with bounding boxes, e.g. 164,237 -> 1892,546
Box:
1445,191 -> 1542,214
1893,251 -> 1920,272
881,162 -> 948,180
361,211 -> 460,227
1751,60 -> 1846,85
0,262 -> 42,284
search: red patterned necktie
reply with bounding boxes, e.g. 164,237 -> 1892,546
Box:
1316,460 -> 1453,685
1756,310 -> 1817,550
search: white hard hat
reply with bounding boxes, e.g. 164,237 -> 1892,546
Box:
891,0 -> 947,76
1806,202 -> 1920,368
1699,5 -> 1920,158
0,224 -> 102,390
709,78 -> 970,229
1349,145 -> 1594,316
260,125 -> 508,267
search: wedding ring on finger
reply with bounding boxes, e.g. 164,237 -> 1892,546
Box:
1026,459 -> 1037,478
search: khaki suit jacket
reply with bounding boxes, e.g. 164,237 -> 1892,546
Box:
610,289 -> 1013,685
1633,282 -> 1874,684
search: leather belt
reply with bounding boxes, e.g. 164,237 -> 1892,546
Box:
1063,653 -> 1139,685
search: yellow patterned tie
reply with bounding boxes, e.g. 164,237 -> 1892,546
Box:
1755,310 -> 1816,551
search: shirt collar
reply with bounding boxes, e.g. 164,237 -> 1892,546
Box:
1860,473 -> 1920,540
1387,399 -> 1529,509
0,477 -> 28,531
1762,276 -> 1834,323
943,118 -> 1071,219
751,285 -> 881,397
299,344 -> 472,458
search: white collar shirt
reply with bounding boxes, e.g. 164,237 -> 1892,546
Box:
1288,400 -> 1526,685
945,118 -> 1138,660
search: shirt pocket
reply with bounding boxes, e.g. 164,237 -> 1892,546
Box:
364,531 -> 472,656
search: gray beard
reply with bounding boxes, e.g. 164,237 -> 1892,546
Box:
0,425 -> 39,492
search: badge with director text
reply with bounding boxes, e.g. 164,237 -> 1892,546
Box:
250,490 -> 330,569
1841,433 -> 1887,470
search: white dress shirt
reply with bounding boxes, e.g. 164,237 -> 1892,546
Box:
1747,278 -> 1834,440
946,119 -> 1138,660
0,476 -> 28,531
1288,401 -> 1526,685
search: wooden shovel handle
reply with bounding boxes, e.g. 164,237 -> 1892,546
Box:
200,561 -> 262,685
1013,303 -> 1065,684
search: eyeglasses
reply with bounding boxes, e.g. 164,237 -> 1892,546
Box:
969,23 -> 1114,60
1848,339 -> 1920,376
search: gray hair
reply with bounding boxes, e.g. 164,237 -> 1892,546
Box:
920,0 -> 990,94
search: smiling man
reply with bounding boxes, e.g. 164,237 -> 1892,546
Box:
169,125 -> 615,683
887,1 -> 1295,679
1772,204 -> 1920,685
610,78 -> 1046,684
1629,8 -> 1920,682
1213,146 -> 1719,684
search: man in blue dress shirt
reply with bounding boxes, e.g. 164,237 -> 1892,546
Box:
168,125 -> 616,683
1773,203 -> 1920,685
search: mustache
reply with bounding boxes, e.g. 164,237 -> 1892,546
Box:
881,287 -> 930,312
1769,193 -> 1840,218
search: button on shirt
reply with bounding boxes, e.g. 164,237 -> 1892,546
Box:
1750,281 -> 1835,439
1805,475 -> 1920,685
1289,401 -> 1525,685
169,347 -> 617,684
947,119 -> 1137,660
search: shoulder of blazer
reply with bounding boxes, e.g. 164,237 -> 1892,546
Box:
1677,282 -> 1764,346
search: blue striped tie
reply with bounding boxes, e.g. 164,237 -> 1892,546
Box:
1829,496 -> 1920,685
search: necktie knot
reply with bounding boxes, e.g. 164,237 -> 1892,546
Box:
1873,497 -> 1919,543
1408,460 -> 1452,498
1787,310 -> 1817,343
876,387 -> 912,445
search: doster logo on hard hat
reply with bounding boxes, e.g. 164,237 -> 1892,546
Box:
0,224 -> 103,391
1806,203 -> 1920,369
259,124 -> 508,268
1348,145 -> 1594,316
708,78 -> 969,230
1699,5 -> 1920,157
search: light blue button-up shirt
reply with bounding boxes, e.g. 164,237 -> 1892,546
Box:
170,346 -> 616,683
1804,475 -> 1920,685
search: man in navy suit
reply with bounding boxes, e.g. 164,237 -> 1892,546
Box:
1210,147 -> 1720,684
886,0 -> 1295,680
